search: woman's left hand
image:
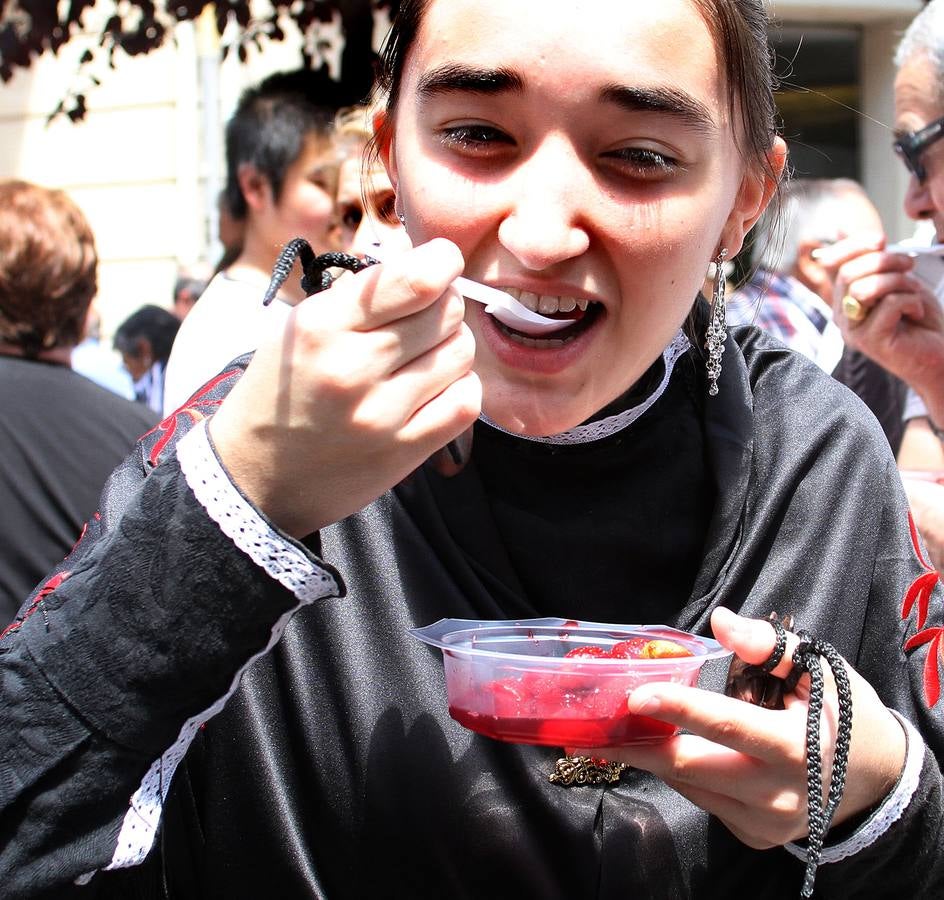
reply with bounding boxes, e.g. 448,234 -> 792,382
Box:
586,608 -> 907,849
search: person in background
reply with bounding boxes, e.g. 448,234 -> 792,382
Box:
333,102 -> 411,257
0,180 -> 157,623
729,178 -> 909,451
213,189 -> 245,275
162,70 -> 342,414
729,178 -> 882,373
70,300 -> 135,399
171,265 -> 210,320
113,304 -> 181,414
818,0 -> 944,565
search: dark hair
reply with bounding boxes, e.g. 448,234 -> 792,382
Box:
374,0 -> 780,177
223,69 -> 340,221
0,180 -> 97,355
113,305 -> 181,365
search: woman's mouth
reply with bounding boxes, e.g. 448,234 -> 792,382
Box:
492,287 -> 603,346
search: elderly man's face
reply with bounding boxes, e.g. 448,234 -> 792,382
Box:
896,52 -> 944,238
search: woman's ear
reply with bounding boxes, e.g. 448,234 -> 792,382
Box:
237,163 -> 273,213
374,110 -> 399,192
722,137 -> 787,256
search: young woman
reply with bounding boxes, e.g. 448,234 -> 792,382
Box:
2,1 -> 941,897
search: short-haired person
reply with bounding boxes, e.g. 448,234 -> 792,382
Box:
818,0 -> 944,564
162,70 -> 341,414
730,178 -> 883,373
113,304 -> 182,413
729,178 -> 908,450
3,4 -> 943,898
170,265 -> 210,320
0,180 -> 157,623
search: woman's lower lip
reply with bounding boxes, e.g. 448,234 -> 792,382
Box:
473,303 -> 599,374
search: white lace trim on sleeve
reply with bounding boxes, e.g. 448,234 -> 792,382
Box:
784,709 -> 924,865
177,418 -> 340,601
76,419 -> 340,883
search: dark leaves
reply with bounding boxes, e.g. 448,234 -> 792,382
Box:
2,1 -> 381,122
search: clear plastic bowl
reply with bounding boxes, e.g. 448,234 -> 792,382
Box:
411,617 -> 732,747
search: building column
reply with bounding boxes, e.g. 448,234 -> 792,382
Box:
860,19 -> 914,240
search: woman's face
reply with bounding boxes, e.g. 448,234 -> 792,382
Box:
334,151 -> 410,257
384,0 -> 779,435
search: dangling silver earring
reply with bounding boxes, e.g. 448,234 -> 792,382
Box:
705,248 -> 728,397
397,211 -> 406,227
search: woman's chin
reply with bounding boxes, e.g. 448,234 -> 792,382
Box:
481,400 -> 593,438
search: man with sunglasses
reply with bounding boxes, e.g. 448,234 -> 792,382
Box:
817,0 -> 944,568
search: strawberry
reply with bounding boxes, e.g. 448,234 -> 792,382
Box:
564,645 -> 611,659
610,638 -> 649,659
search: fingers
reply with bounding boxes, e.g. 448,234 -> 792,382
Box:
834,250 -> 914,295
400,368 -> 483,455
360,285 -> 468,375
623,679 -> 806,763
594,732 -> 809,845
811,232 -> 884,270
837,271 -> 923,317
357,323 -> 479,430
317,238 -> 466,332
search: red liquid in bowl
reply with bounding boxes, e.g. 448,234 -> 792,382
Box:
445,666 -> 686,747
449,704 -> 677,746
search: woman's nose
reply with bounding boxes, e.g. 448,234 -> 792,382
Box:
904,171 -> 935,222
497,144 -> 591,270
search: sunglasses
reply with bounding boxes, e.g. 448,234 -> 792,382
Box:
894,115 -> 944,183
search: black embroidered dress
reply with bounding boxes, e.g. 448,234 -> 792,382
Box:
2,327 -> 942,898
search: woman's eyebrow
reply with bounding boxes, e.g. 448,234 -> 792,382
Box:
600,85 -> 714,132
417,64 -> 524,98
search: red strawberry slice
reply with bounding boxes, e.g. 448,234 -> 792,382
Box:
564,645 -> 611,659
611,638 -> 649,659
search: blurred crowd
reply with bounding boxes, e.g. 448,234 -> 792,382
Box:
0,69 -> 408,622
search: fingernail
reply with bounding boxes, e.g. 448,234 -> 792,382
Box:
714,606 -> 751,637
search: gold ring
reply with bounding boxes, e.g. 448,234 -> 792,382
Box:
842,294 -> 868,323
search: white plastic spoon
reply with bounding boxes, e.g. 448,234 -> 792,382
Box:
367,244 -> 577,336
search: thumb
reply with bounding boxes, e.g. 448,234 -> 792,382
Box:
711,607 -> 803,681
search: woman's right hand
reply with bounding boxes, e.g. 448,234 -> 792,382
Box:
208,238 -> 482,537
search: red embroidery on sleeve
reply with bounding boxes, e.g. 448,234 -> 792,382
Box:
143,368 -> 240,467
0,571 -> 70,640
904,627 -> 944,707
902,511 -> 943,706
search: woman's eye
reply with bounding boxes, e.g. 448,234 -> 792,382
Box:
340,205 -> 363,230
604,147 -> 678,178
439,124 -> 513,153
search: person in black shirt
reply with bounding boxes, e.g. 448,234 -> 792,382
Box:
0,180 -> 158,623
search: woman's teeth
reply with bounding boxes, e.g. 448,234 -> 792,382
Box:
490,287 -> 600,345
504,287 -> 591,314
